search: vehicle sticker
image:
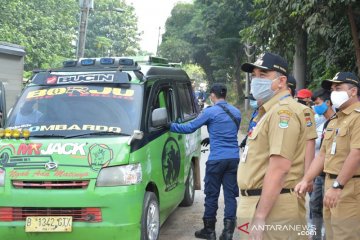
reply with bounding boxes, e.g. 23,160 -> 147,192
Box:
47,76 -> 57,84
162,137 -> 180,191
41,143 -> 86,155
16,143 -> 85,156
26,87 -> 134,99
17,143 -> 42,155
9,170 -> 89,179
87,144 -> 113,171
27,125 -> 121,133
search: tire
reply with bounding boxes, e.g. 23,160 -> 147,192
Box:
179,162 -> 195,207
141,192 -> 160,240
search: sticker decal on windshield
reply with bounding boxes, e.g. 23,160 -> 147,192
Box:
26,124 -> 121,133
47,76 -> 57,84
26,87 -> 135,99
46,73 -> 115,84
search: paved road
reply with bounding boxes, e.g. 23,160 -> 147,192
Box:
159,126 -> 315,240
159,126 -> 242,240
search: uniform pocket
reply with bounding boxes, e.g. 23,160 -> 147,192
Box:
324,129 -> 334,140
247,128 -> 259,140
336,127 -> 349,149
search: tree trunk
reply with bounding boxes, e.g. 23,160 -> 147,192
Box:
232,52 -> 242,106
293,29 -> 307,90
347,5 -> 360,77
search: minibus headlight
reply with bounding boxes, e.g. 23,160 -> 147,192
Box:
96,163 -> 142,187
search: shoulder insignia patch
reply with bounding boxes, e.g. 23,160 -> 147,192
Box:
278,110 -> 292,116
304,112 -> 311,116
279,115 -> 290,128
305,117 -> 313,127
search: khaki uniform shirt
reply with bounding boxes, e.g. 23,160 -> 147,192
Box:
238,91 -> 317,189
322,102 -> 360,175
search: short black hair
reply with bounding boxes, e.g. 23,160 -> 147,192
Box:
210,83 -> 227,98
346,83 -> 360,96
312,88 -> 331,104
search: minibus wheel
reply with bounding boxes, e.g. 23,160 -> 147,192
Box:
141,192 -> 160,240
179,162 -> 195,207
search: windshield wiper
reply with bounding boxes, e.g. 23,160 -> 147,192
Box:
64,131 -> 130,139
30,134 -> 67,138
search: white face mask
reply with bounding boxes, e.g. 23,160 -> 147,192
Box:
331,91 -> 349,109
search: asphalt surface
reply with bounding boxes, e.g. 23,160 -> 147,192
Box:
159,126 -> 242,240
159,127 -> 315,240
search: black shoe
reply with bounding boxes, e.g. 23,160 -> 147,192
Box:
194,218 -> 216,240
219,218 -> 236,240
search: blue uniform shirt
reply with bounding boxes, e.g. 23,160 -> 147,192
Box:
170,100 -> 241,161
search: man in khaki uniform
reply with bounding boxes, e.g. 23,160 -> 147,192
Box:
295,72 -> 360,240
237,52 -> 317,239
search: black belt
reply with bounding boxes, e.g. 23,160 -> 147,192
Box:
240,188 -> 293,196
328,173 -> 360,179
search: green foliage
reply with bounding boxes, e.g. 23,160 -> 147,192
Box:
159,0 -> 254,105
183,64 -> 206,84
0,0 -> 78,71
241,0 -> 360,85
85,0 -> 140,57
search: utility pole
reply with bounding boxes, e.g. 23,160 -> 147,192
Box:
244,43 -> 255,112
156,26 -> 161,56
76,0 -> 94,59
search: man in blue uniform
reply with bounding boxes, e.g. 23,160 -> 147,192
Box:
170,83 -> 241,240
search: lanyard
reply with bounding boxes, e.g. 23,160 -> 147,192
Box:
279,94 -> 291,101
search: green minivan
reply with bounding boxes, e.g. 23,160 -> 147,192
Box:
0,57 -> 201,240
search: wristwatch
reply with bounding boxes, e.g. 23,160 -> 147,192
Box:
332,180 -> 344,189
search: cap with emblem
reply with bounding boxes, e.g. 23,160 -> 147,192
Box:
321,72 -> 360,90
241,52 -> 288,76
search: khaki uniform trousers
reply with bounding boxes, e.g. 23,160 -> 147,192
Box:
324,176 -> 360,240
237,191 -> 307,240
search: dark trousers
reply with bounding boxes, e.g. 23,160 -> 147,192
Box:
310,175 -> 325,240
203,159 -> 239,220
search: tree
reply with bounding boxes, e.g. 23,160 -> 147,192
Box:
85,0 -> 140,57
183,64 -> 206,85
241,0 -> 360,88
0,0 -> 78,70
160,0 -> 253,104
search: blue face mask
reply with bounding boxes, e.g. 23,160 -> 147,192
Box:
313,101 -> 328,115
249,100 -> 258,110
250,77 -> 277,103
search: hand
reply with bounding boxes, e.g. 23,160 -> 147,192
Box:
201,137 -> 210,147
307,181 -> 314,193
323,188 -> 342,208
249,217 -> 265,240
294,179 -> 312,198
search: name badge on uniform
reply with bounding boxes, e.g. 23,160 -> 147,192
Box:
331,142 -> 336,155
331,128 -> 339,155
241,145 -> 249,162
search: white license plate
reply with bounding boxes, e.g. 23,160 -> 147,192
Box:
25,216 -> 72,232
